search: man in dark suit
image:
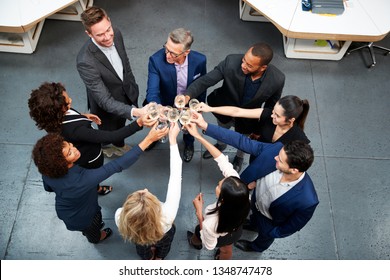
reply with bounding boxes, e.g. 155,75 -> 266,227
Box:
186,42 -> 285,172
144,28 -> 207,162
189,112 -> 319,253
77,6 -> 144,158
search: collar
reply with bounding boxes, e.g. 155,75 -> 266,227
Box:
91,38 -> 115,53
174,55 -> 189,68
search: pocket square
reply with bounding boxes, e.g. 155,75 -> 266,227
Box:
193,73 -> 201,79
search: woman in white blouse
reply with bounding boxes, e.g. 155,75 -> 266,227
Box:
115,122 -> 182,260
185,116 -> 250,260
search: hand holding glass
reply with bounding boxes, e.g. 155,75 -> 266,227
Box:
189,98 -> 200,112
147,102 -> 160,121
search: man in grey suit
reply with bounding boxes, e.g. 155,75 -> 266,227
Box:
77,6 -> 144,157
186,43 -> 285,172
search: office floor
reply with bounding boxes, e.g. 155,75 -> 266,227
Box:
0,0 -> 389,260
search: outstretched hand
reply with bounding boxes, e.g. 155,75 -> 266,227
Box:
168,121 -> 180,144
147,122 -> 169,142
184,122 -> 201,139
197,102 -> 212,113
84,113 -> 101,125
138,113 -> 157,127
189,111 -> 208,131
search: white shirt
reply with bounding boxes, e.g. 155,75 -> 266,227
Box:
92,39 -> 123,81
115,144 -> 182,234
200,153 -> 239,250
255,170 -> 305,219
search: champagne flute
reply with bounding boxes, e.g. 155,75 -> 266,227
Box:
167,107 -> 180,123
189,98 -> 200,112
179,108 -> 191,134
174,94 -> 186,109
156,106 -> 170,143
147,102 -> 159,121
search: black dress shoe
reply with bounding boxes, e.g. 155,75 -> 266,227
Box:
242,218 -> 257,232
183,145 -> 194,162
234,239 -> 254,252
203,143 -> 227,159
232,156 -> 243,173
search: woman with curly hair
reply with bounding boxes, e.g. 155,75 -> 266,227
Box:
115,122 -> 182,260
32,126 -> 167,244
185,121 -> 250,260
28,82 -> 152,195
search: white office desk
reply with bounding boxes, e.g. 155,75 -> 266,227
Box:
0,0 -> 92,54
241,0 -> 390,60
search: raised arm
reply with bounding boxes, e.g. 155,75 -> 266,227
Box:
186,113 -> 238,178
163,122 -> 182,221
198,102 -> 263,119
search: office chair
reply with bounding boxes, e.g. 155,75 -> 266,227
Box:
346,42 -> 390,68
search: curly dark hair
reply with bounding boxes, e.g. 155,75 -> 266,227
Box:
28,82 -> 68,133
32,133 -> 69,178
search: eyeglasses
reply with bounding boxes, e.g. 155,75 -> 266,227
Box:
163,44 -> 185,58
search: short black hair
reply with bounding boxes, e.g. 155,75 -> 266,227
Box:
284,140 -> 314,172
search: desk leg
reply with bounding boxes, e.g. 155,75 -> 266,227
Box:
283,36 -> 352,61
48,0 -> 94,21
0,20 -> 45,54
239,0 -> 269,22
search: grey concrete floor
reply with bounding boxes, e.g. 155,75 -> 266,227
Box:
0,0 -> 389,260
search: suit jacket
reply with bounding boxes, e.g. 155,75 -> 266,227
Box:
145,48 -> 207,105
43,145 -> 143,231
76,27 -> 139,124
265,174 -> 318,238
187,54 -> 285,134
205,124 -> 319,238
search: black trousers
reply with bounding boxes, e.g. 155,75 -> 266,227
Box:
82,210 -> 103,244
135,224 -> 176,260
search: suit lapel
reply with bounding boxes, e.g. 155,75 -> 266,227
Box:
88,40 -> 121,81
270,174 -> 307,209
187,53 -> 195,84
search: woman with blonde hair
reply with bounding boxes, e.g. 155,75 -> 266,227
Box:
115,122 -> 182,260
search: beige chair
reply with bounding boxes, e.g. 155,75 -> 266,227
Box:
346,42 -> 390,68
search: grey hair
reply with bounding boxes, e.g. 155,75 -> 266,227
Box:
168,28 -> 194,51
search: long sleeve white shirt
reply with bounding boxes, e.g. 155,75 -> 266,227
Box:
115,143 -> 182,233
200,153 -> 239,250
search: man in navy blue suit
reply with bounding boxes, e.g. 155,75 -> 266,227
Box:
144,28 -> 206,162
189,112 -> 319,253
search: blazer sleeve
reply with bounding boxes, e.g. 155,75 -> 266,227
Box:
269,204 -> 318,238
205,124 -> 276,156
70,121 -> 143,144
79,145 -> 144,186
186,57 -> 226,99
240,144 -> 282,183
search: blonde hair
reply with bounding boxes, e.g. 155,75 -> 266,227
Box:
118,191 -> 164,245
